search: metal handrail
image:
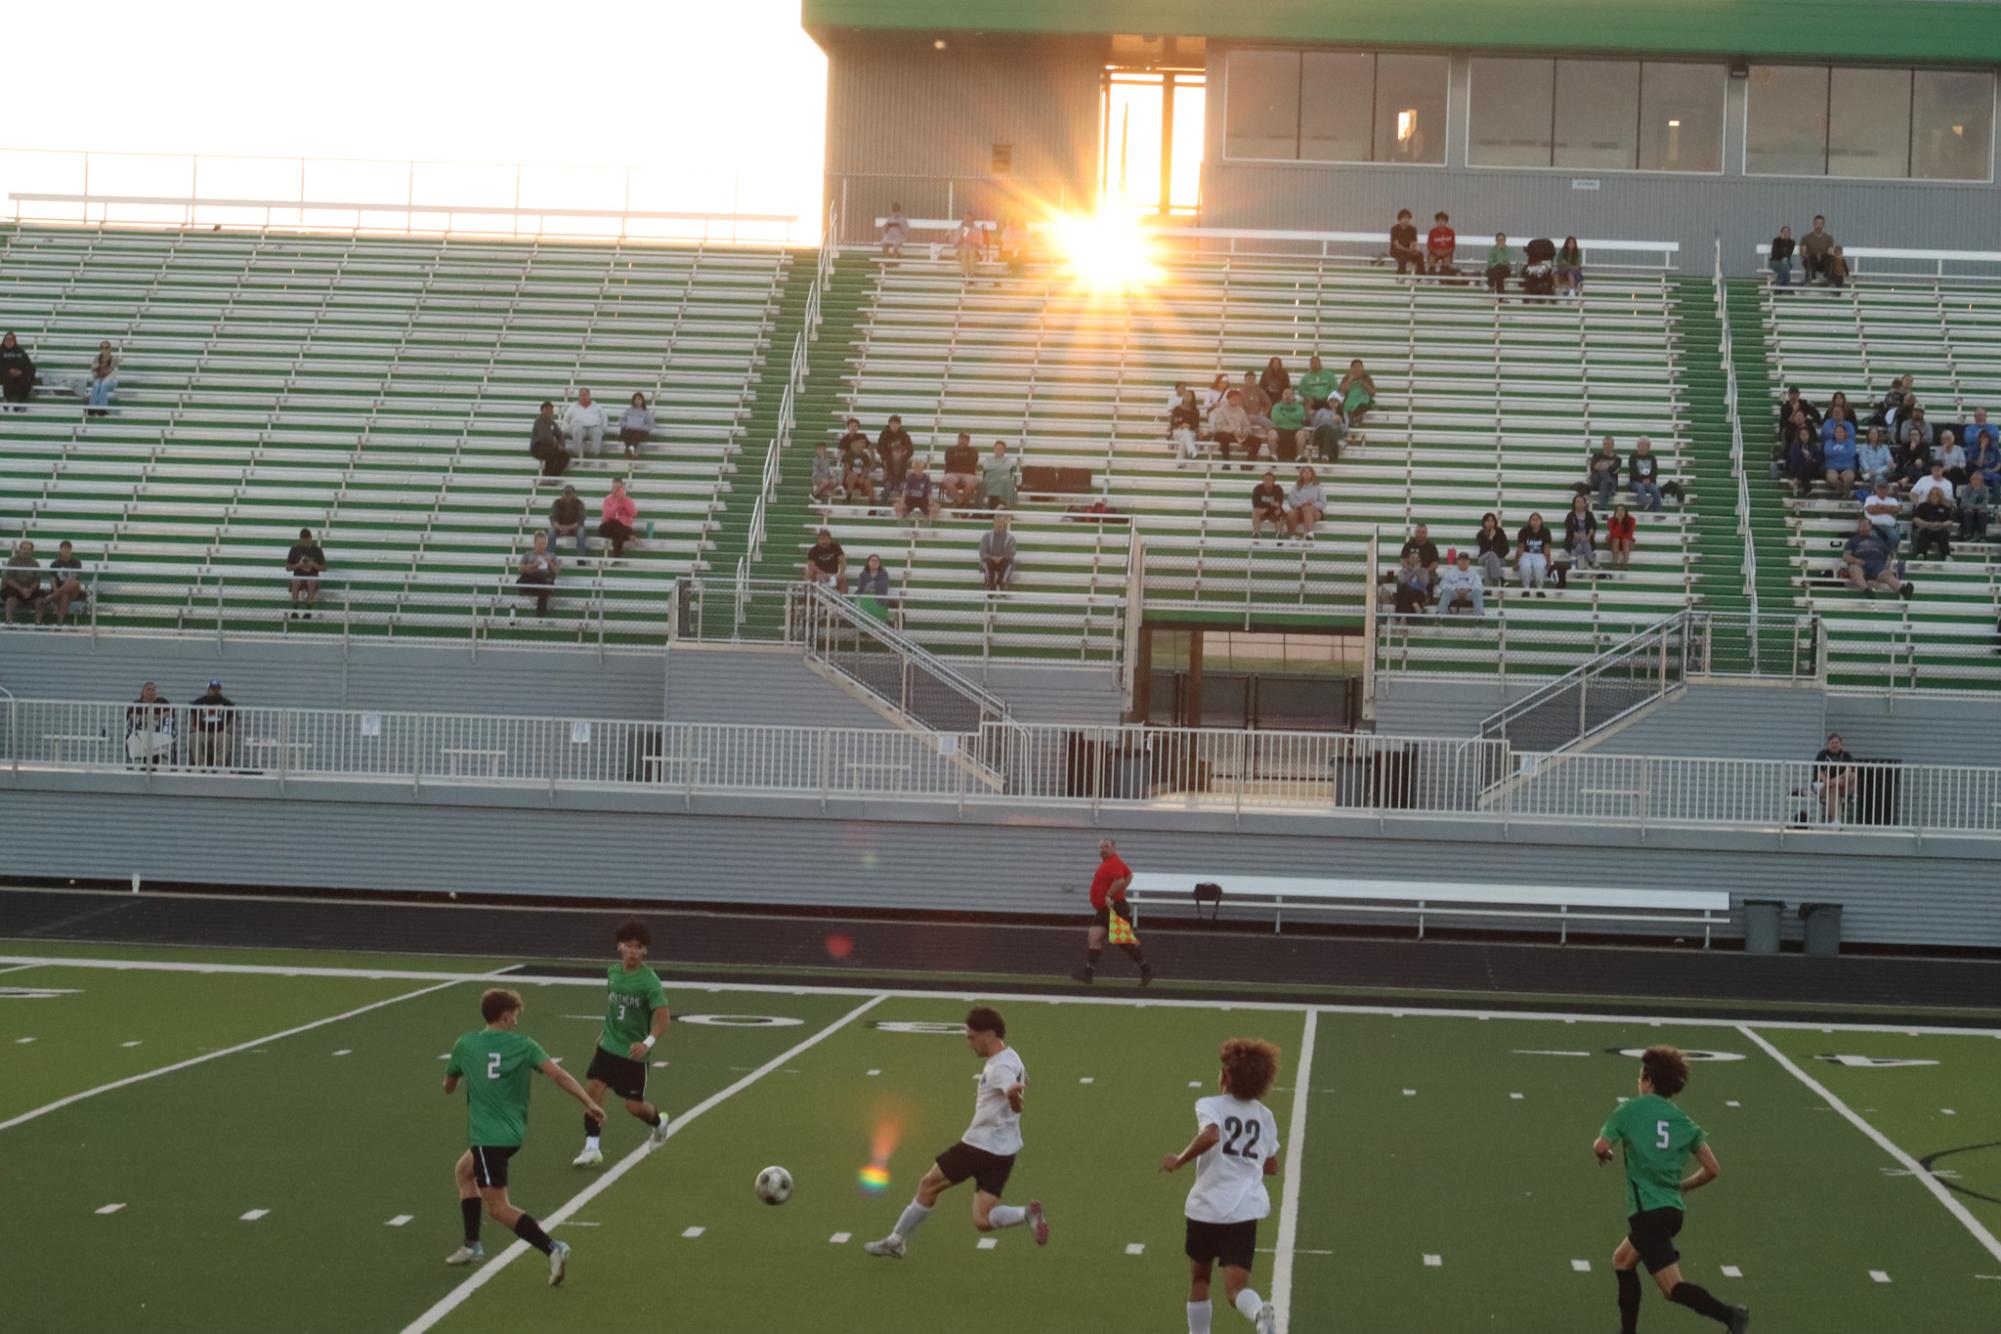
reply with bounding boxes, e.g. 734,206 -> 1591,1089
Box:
1714,237 -> 1759,619
800,582 -> 1013,748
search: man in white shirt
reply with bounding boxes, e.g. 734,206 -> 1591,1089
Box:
1910,461 -> 1955,507
864,1007 -> 1050,1259
1159,1038 -> 1283,1334
564,388 -> 607,460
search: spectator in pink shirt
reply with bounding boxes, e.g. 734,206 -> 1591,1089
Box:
598,479 -> 639,558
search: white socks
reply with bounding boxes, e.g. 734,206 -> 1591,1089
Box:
891,1201 -> 932,1242
1234,1289 -> 1266,1324
583,1136 -> 600,1153
987,1205 -> 1027,1229
1187,1300 -> 1213,1334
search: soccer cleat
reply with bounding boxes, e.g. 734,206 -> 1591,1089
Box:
1070,968 -> 1095,985
1726,1305 -> 1751,1334
862,1234 -> 907,1260
1254,1303 -> 1276,1334
547,1240 -> 571,1286
1027,1200 -> 1050,1247
443,1243 -> 485,1266
572,1146 -> 604,1168
648,1114 -> 671,1146
1139,964 -> 1156,987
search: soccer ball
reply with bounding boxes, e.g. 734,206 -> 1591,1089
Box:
754,1165 -> 794,1205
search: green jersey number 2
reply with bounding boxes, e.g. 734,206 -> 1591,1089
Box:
487,1052 -> 503,1080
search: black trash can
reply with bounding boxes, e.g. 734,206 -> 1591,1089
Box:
1743,899 -> 1784,955
1799,902 -> 1843,957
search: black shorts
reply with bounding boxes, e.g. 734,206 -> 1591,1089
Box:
1627,1207 -> 1685,1273
1185,1217 -> 1259,1270
934,1141 -> 1015,1197
469,1144 -> 518,1189
1091,898 -> 1135,930
585,1046 -> 648,1102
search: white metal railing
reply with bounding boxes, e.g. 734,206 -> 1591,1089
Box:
799,581 -> 1013,740
1747,242 -> 2001,283
742,202 -> 837,570
11,702 -> 1999,839
1714,237 -> 1759,616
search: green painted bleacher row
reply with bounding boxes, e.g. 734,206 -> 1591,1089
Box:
0,224 -> 792,646
806,251 -> 1702,664
1762,278 -> 2001,690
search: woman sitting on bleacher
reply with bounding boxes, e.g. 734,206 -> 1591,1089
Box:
1475,513 -> 1510,587
1822,423 -> 1859,497
1337,360 -> 1376,433
1258,357 -> 1290,403
1856,428 -> 1895,491
1563,493 -> 1601,577
0,332 -> 34,410
620,393 -> 655,459
1933,430 -> 1969,487
1555,237 -> 1584,297
1167,390 -> 1203,462
1516,513 -> 1554,595
1784,425 -> 1825,497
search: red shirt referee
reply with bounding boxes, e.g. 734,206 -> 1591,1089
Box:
1073,838 -> 1155,986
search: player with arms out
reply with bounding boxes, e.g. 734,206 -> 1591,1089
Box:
442,987 -> 602,1285
572,918 -> 672,1167
863,1006 -> 1050,1259
1593,1045 -> 1750,1334
1072,837 -> 1154,986
1160,1038 -> 1282,1334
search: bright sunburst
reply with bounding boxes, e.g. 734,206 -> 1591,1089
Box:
1048,208 -> 1159,292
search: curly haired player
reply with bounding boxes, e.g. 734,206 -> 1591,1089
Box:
1160,1037 -> 1283,1334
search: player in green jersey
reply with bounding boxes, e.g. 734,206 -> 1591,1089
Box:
443,988 -> 603,1285
572,918 -> 673,1167
1592,1045 -> 1750,1334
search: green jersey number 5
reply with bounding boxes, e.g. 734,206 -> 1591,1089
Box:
1655,1120 -> 1671,1149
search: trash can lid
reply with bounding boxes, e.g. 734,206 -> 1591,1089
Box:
1797,901 -> 1842,916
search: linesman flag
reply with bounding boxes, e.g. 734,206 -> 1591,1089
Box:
1107,904 -> 1139,947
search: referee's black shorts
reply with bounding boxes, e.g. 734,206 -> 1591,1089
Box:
586,1046 -> 649,1102
1185,1217 -> 1259,1271
1091,898 -> 1135,930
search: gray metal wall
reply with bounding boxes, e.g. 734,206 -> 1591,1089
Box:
5,771 -> 1998,949
1201,50 -> 2001,272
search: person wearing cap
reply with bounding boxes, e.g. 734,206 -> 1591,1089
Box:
1436,551 -> 1486,616
188,680 -> 237,769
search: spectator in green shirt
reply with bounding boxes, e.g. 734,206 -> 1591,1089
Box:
1297,356 -> 1338,412
1485,233 -> 1512,295
1270,388 -> 1307,462
978,441 -> 1019,510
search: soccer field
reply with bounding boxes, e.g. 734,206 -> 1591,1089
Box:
2,940 -> 1998,1333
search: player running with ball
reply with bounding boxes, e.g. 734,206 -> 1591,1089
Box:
1160,1038 -> 1282,1334
863,1006 -> 1050,1259
1593,1045 -> 1751,1333
572,918 -> 672,1167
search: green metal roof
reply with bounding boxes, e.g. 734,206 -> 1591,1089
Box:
803,1 -> 2001,64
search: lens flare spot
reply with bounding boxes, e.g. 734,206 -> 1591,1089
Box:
825,932 -> 855,960
857,1163 -> 892,1194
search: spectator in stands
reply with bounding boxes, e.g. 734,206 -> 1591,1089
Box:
837,417 -> 872,467
1912,461 -> 1955,508
1628,437 -> 1664,512
1483,233 -> 1512,295
1819,402 -> 1854,451
1587,436 -> 1622,508
1897,408 -> 1936,486
949,213 -> 984,279
1307,397 -> 1346,464
1259,356 -> 1290,402
1291,357 -> 1335,417
978,441 -> 1019,510
896,457 -> 940,522
1475,512 -> 1510,587
941,432 -> 982,507
979,512 -> 1017,591
1856,427 -> 1895,490
1957,468 -> 1991,542
47,540 -> 86,624
1517,512 -> 1554,595
1270,387 -> 1305,462
1564,493 -> 1600,577
1784,424 -> 1824,498
1168,389 -> 1203,462
599,478 -> 638,558
1436,551 -> 1485,615
1823,422 -> 1859,496
1875,377 -> 1910,431
1389,210 -> 1424,275
1521,235 -> 1557,298
999,217 -> 1031,276
0,332 -> 33,410
188,680 -> 236,769
530,401 -> 569,477
516,532 -> 559,617
1285,466 -> 1325,537
1911,485 -> 1956,561
1841,516 -> 1908,598
1777,386 -> 1821,442
1200,373 -> 1230,421
1238,371 -> 1276,450
1392,550 -> 1431,614
1425,212 -> 1457,275
1862,480 -> 1904,550
1961,407 -> 1998,476
1555,236 -> 1584,297
1800,216 -> 1835,284
877,416 -> 914,498
564,388 -> 606,460
1250,470 -> 1287,537
619,393 -> 655,459
1606,503 -> 1636,569
1338,359 -> 1377,434
880,204 -> 910,258
1767,225 -> 1795,286
1814,734 -> 1858,823
1825,246 -> 1850,290
85,340 -> 117,416
3,539 -> 45,624
842,450 -> 876,506
1934,429 -> 1969,487
854,553 -> 892,620
125,682 -> 175,769
548,485 -> 589,559
1208,389 -> 1259,469
812,443 -> 842,503
803,527 -> 847,593
285,527 -> 326,617
1400,524 -> 1440,592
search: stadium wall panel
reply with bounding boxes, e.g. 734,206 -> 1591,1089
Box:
5,775 -> 1998,949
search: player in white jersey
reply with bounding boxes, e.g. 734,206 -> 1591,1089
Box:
864,1006 -> 1051,1259
1159,1038 -> 1283,1334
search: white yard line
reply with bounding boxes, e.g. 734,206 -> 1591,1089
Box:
1737,1024 -> 2001,1266
399,992 -> 887,1334
0,971 -> 504,1135
4,953 -> 2001,1037
1271,1008 -> 1318,1334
